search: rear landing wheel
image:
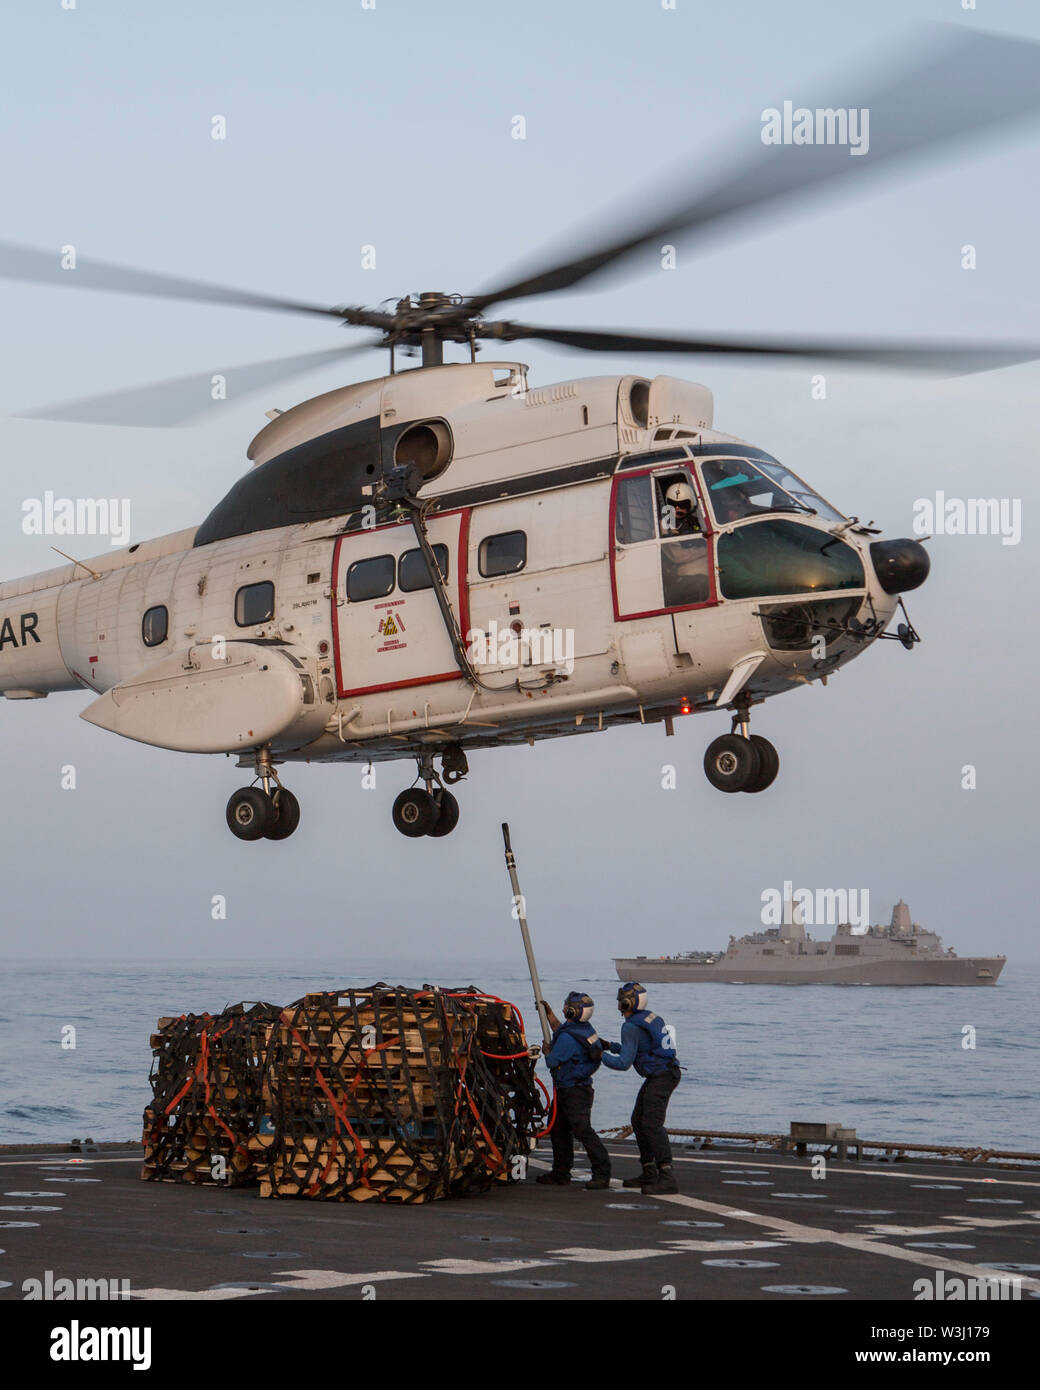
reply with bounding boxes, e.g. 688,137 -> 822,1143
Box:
392,788 -> 438,837
226,787 -> 275,841
703,734 -> 761,793
743,735 -> 779,793
428,788 -> 460,837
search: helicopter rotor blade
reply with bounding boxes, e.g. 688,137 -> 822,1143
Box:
17,342 -> 382,427
0,239 -> 374,322
486,322 -> 1040,375
466,25 -> 1040,314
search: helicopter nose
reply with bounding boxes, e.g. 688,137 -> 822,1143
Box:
869,538 -> 931,594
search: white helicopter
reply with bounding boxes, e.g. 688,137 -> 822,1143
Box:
2,28 -> 1038,842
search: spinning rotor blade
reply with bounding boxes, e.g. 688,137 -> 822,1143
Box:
467,26 -> 1040,314
488,323 -> 1040,374
19,342 -> 381,427
0,240 -> 358,320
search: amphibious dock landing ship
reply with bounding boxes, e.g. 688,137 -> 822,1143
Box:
615,901 -> 1006,986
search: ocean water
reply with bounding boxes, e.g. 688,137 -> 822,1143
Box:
0,957 -> 1036,1152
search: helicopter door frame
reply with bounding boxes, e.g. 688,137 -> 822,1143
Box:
330,508 -> 471,699
609,459 -> 718,621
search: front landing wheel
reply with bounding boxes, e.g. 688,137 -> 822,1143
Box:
703,734 -> 761,793
226,787 -> 275,840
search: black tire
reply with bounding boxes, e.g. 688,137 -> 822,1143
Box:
226,787 -> 275,841
392,788 -> 438,837
265,787 -> 301,839
428,788 -> 460,838
703,734 -> 761,793
743,735 -> 780,793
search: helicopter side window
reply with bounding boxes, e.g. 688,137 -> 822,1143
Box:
346,555 -> 395,602
141,604 -> 168,647
399,544 -> 449,593
479,531 -> 526,578
615,476 -> 656,545
235,581 -> 275,627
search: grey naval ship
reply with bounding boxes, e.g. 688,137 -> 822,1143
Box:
615,900 -> 1007,986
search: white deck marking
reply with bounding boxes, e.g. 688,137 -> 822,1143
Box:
132,1269 -> 429,1299
650,1192 -> 1040,1293
418,1257 -> 559,1275
602,1150 -> 1040,1190
267,1269 -> 428,1290
548,1247 -> 673,1263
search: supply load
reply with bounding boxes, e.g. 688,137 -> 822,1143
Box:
142,984 -> 545,1204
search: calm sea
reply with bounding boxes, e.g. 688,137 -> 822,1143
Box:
1,958 -> 1036,1152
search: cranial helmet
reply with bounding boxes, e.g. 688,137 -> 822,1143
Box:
666,482 -> 695,508
563,991 -> 595,1023
617,981 -> 648,1014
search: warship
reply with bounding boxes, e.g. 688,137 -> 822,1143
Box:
615,900 -> 1007,986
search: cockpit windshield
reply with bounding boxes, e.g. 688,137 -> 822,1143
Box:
699,454 -> 845,526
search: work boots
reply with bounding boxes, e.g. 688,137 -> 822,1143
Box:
642,1162 -> 679,1195
623,1163 -> 657,1189
535,1171 -> 571,1185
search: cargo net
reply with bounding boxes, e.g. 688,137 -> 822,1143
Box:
142,986 -> 545,1204
142,1001 -> 280,1187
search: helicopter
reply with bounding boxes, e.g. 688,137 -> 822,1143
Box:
2,26 -> 1039,843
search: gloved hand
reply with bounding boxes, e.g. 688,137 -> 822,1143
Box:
600,1039 -> 621,1054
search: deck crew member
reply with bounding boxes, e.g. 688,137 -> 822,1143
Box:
537,992 -> 612,1190
601,982 -> 681,1195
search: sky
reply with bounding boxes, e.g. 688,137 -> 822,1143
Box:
0,0 -> 1038,966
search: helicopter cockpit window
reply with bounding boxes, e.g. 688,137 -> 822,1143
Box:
347,555 -> 395,603
479,531 -> 526,578
615,476 -> 656,545
701,457 -> 813,525
235,581 -> 275,627
142,604 -> 168,647
399,544 -> 449,593
747,455 -> 845,524
716,520 -> 864,600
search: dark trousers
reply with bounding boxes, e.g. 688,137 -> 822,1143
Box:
632,1067 -> 680,1167
550,1083 -> 611,1179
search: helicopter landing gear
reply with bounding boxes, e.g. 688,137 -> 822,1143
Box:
227,746 -> 301,841
393,751 -> 462,838
703,692 -> 779,794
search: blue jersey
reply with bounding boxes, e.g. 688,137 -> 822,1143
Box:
600,1010 -> 678,1077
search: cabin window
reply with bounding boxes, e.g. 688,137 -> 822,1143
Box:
142,604 -> 168,647
478,531 -> 526,578
235,580 -> 275,627
399,544 -> 449,593
615,476 -> 656,545
346,555 -> 395,602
